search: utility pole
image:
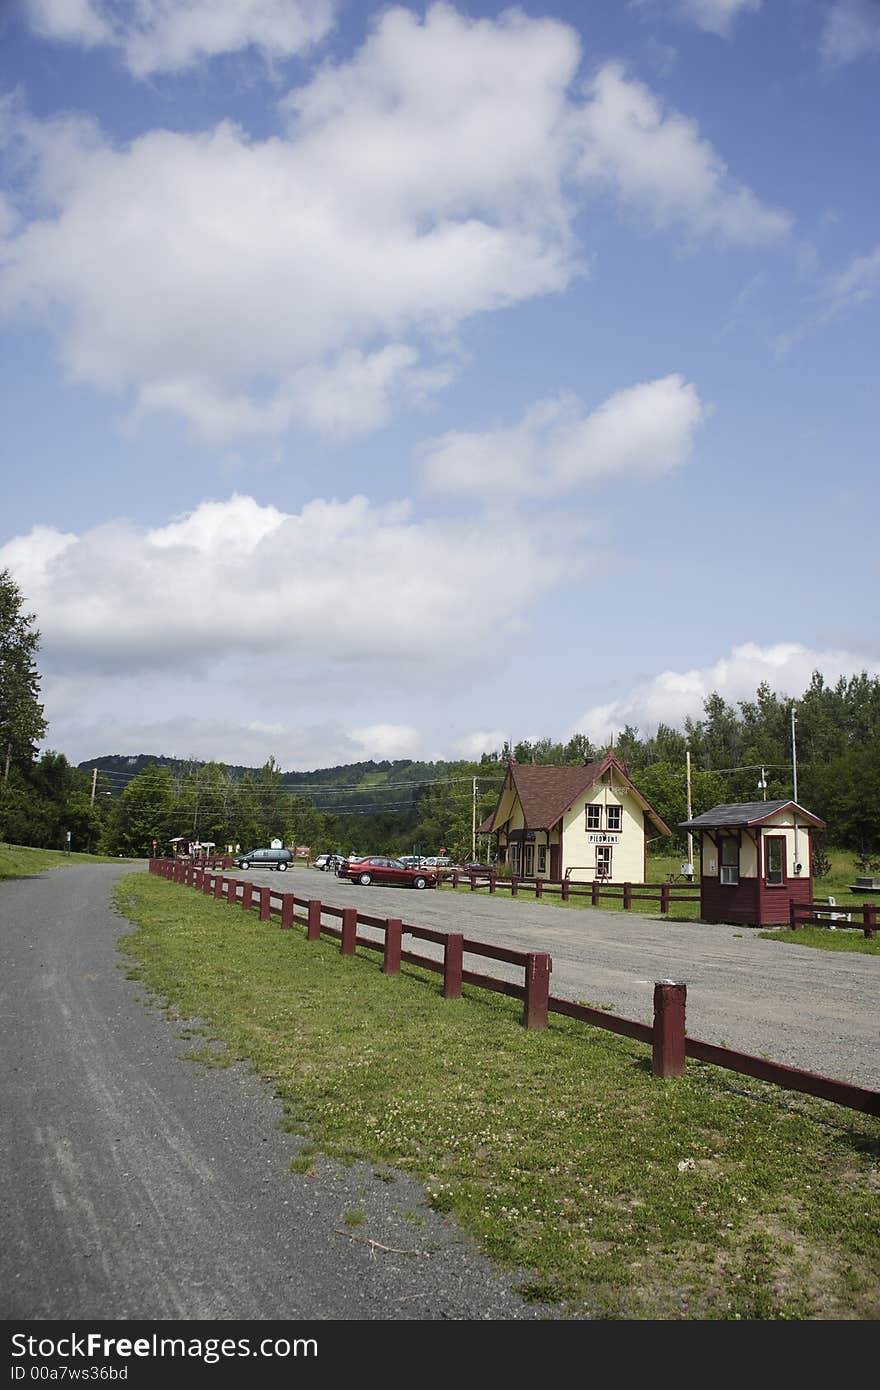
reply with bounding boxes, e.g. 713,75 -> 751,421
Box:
685,750 -> 694,873
472,777 -> 477,860
90,768 -> 97,805
791,706 -> 800,871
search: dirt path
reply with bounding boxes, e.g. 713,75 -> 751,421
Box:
0,864 -> 542,1321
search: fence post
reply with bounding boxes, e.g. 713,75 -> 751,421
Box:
561,878 -> 569,902
535,877 -> 543,900
203,873 -> 213,896
227,878 -> 237,905
511,876 -> 519,897
193,867 -> 203,890
241,882 -> 253,913
280,893 -> 294,930
592,880 -> 600,906
341,907 -> 357,956
489,873 -> 496,895
259,886 -> 271,921
443,934 -> 463,999
383,918 -> 402,975
789,901 -> 799,931
523,952 -> 551,1030
214,875 -> 225,899
623,882 -> 632,911
660,882 -> 670,914
452,871 -> 459,888
864,904 -> 877,939
307,900 -> 322,941
652,981 -> 687,1078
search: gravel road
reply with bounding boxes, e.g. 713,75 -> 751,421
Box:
283,864 -> 880,1091
0,863 -> 544,1321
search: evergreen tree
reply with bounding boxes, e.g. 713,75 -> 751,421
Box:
0,569 -> 47,782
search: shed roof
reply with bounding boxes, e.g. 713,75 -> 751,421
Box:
680,800 -> 826,830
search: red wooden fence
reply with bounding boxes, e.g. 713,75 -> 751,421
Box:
147,859 -> 879,1117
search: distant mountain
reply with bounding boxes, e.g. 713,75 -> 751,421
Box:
76,752 -> 487,816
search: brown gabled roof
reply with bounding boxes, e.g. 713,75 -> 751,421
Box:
482,752 -> 671,836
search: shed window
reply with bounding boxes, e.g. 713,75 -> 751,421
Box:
596,845 -> 612,878
606,804 -> 622,832
765,837 -> 785,886
720,836 -> 739,885
524,843 -> 534,877
586,804 -> 602,830
537,845 -> 547,875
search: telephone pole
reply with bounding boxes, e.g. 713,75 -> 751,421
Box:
90,768 -> 97,805
685,750 -> 694,873
472,777 -> 477,860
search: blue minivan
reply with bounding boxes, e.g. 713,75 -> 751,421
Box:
232,847 -> 293,871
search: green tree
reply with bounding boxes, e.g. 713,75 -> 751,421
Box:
0,569 -> 47,782
107,764 -> 175,856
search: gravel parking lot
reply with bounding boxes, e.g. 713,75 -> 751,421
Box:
232,863 -> 880,1092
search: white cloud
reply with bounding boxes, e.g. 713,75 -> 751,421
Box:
820,243 -> 880,316
25,0 -> 336,75
571,62 -> 791,246
0,492 -> 576,678
1,8 -> 790,445
349,724 -> 421,760
570,642 -> 880,744
451,729 -> 508,760
774,242 -> 880,354
671,1 -> 761,37
820,0 -> 880,65
421,374 -> 705,498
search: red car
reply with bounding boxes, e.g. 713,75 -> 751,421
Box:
341,856 -> 437,889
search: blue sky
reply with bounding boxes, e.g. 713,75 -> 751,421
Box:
1,0 -> 878,770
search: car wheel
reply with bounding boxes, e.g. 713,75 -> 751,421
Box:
413,875 -> 427,889
358,872 -> 372,886
276,861 -> 287,872
240,861 -> 250,870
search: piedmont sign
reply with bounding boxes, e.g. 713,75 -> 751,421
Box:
587,832 -> 620,845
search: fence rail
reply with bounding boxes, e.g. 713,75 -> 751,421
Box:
789,901 -> 877,937
148,859 -> 880,1118
447,870 -> 699,912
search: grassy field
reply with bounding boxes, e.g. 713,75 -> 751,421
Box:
0,842 -> 136,880
116,872 -> 880,1321
758,926 -> 880,956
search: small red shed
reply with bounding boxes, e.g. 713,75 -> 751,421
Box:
680,800 -> 826,926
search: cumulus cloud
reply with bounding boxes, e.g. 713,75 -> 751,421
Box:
450,729 -> 509,760
0,492 -> 576,678
570,62 -> 791,246
24,0 -> 335,75
569,642 -> 880,744
0,7 -> 790,444
820,0 -> 880,65
349,724 -> 422,760
421,374 -> 705,498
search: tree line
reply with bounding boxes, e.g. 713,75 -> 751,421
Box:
2,566 -> 879,861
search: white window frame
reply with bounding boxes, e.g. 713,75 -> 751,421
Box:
720,836 -> 739,886
596,845 -> 612,879
606,804 -> 622,833
586,804 -> 602,831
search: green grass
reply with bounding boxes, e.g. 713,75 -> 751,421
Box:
0,841 -> 136,880
115,872 -> 880,1321
758,926 -> 880,956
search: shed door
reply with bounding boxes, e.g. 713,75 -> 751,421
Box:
550,844 -> 560,880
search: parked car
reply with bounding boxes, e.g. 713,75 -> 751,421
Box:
398,855 -> 427,869
232,847 -> 293,871
314,853 -> 345,871
463,862 -> 494,874
340,856 -> 438,889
